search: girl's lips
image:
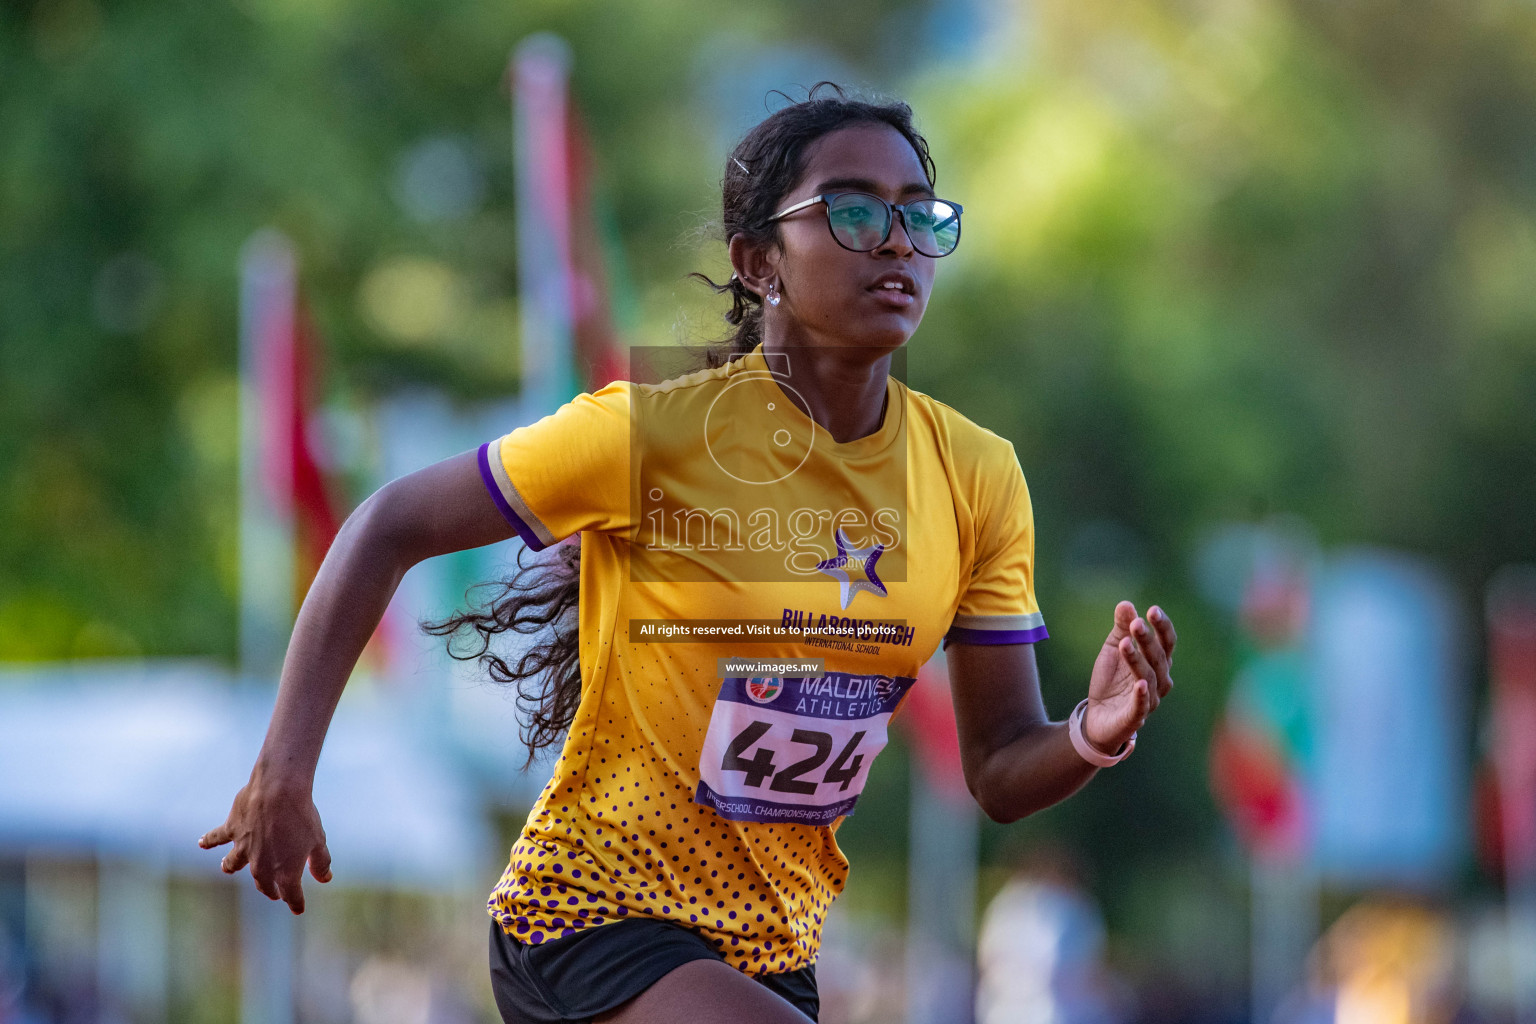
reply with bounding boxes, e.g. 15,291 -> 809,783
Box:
868,286 -> 915,308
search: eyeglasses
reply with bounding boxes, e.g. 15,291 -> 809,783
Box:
767,192 -> 963,258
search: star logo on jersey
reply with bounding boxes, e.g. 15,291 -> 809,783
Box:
814,528 -> 887,609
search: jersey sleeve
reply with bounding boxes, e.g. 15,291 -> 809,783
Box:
477,380 -> 633,550
942,442 -> 1048,649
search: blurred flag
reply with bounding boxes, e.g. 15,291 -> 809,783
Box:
512,33 -> 628,407
1480,567 -> 1536,882
566,106 -> 631,391
287,299 -> 341,599
1209,563 -> 1314,863
240,229 -> 394,679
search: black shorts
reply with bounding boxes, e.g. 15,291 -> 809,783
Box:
488,917 -> 819,1023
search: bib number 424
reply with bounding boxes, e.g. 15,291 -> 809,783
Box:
721,721 -> 867,795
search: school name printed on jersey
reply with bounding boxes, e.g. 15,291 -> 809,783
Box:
695,672 -> 918,826
779,608 -> 916,646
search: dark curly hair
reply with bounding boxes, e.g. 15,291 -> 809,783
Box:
424,83 -> 936,766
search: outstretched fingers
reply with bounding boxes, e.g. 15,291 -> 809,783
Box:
1118,635 -> 1159,712
198,823 -> 233,850
309,840 -> 333,884
1113,600 -> 1139,638
255,878 -> 284,904
276,871 -> 306,915
258,852 -> 310,914
1142,607 -> 1175,699
1150,605 -> 1178,661
1129,619 -> 1173,700
200,788 -> 328,915
1108,677 -> 1153,742
220,844 -> 251,875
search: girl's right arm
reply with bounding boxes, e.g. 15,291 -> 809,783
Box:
198,448 -> 514,913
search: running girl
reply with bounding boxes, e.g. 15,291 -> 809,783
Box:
201,86 -> 1177,1024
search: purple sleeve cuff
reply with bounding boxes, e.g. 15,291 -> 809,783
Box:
477,441 -> 548,551
941,623 -> 1050,650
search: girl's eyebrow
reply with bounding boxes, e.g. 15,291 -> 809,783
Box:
811,176 -> 936,197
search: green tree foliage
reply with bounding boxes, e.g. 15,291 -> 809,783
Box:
0,0 -> 924,659
904,0 -> 1536,908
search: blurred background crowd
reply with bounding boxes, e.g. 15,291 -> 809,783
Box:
2,0 -> 1535,1021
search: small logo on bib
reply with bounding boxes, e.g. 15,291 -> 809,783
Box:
745,676 -> 783,704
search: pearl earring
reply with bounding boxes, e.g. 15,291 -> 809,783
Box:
767,282 -> 780,307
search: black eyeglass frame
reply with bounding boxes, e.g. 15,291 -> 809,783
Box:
766,191 -> 964,258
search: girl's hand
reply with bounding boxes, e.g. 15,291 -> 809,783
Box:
194,449 -> 506,914
198,772 -> 332,915
1082,601 -> 1177,754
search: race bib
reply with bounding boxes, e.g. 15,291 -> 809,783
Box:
695,672 -> 917,826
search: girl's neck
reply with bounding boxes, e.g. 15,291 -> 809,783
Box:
759,337 -> 893,445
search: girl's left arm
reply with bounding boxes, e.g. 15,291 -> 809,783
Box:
945,602 -> 1177,823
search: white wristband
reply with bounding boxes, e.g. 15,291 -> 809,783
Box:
1069,698 -> 1136,767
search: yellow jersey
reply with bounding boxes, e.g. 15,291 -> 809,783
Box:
477,342 -> 1046,974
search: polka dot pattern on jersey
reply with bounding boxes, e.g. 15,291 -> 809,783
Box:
480,352 -> 1039,977
489,632 -> 852,976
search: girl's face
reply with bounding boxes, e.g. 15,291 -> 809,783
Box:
746,122 -> 940,353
